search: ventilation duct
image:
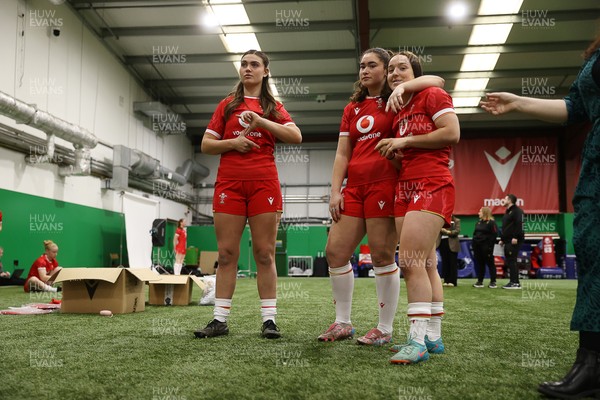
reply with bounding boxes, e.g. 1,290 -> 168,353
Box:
0,123 -> 198,206
133,101 -> 186,135
176,159 -> 210,181
0,90 -> 97,175
112,145 -> 194,190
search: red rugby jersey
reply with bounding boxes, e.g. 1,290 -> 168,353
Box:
392,87 -> 455,180
206,96 -> 295,181
339,97 -> 397,186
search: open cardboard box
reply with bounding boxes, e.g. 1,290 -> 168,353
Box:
148,275 -> 206,306
54,267 -> 159,314
199,251 -> 218,275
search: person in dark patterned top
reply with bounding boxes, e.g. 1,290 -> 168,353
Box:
481,35 -> 600,400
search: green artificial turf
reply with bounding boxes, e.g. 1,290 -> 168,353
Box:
0,277 -> 577,400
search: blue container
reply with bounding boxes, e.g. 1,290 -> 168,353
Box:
536,268 -> 564,279
565,255 -> 577,279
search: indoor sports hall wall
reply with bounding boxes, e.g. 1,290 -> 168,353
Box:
450,214 -> 574,254
184,216 -> 574,273
0,188 -> 126,274
0,0 -> 191,221
185,225 -> 357,272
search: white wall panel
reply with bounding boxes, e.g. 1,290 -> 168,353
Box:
0,0 -> 192,221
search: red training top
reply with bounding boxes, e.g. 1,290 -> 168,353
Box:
175,227 -> 187,254
339,97 -> 397,186
392,87 -> 455,180
206,96 -> 295,181
26,254 -> 59,283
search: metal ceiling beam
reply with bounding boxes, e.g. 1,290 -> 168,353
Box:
147,67 -> 579,89
441,67 -> 580,80
356,0 -> 370,54
146,74 -> 357,88
162,88 -> 570,107
396,41 -> 590,56
165,94 -> 352,106
99,20 -> 355,38
125,41 -> 590,66
93,9 -> 599,38
371,9 -> 600,29
124,50 -> 356,65
71,0 -> 329,7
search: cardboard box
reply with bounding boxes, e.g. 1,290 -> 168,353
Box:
55,268 -> 159,314
199,251 -> 219,275
148,275 -> 206,306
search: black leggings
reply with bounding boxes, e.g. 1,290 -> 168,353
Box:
439,239 -> 458,285
473,244 -> 496,283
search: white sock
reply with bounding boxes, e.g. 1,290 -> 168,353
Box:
426,302 -> 444,341
214,298 -> 232,322
374,263 -> 400,335
173,263 -> 182,275
407,302 -> 431,345
329,262 -> 354,324
260,299 -> 277,323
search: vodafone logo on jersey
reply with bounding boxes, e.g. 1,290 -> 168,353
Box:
238,115 -> 250,129
356,115 -> 382,141
356,115 -> 374,133
233,114 -> 262,137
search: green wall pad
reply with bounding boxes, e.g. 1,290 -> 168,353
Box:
0,188 -> 126,272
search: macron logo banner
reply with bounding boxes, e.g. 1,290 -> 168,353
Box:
452,137 -> 558,214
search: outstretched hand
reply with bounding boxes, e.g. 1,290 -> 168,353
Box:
480,92 -> 520,115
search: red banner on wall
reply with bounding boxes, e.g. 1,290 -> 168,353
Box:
451,137 -> 559,214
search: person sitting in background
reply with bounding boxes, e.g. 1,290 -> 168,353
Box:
472,207 -> 498,288
438,215 -> 460,287
24,240 -> 62,293
0,247 -> 26,287
0,247 -> 10,279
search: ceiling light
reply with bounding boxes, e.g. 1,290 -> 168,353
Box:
478,0 -> 523,15
452,97 -> 482,108
454,78 -> 489,92
211,4 -> 250,25
460,53 -> 500,71
468,24 -> 513,45
221,33 -> 261,53
448,2 -> 468,21
202,11 -> 220,28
